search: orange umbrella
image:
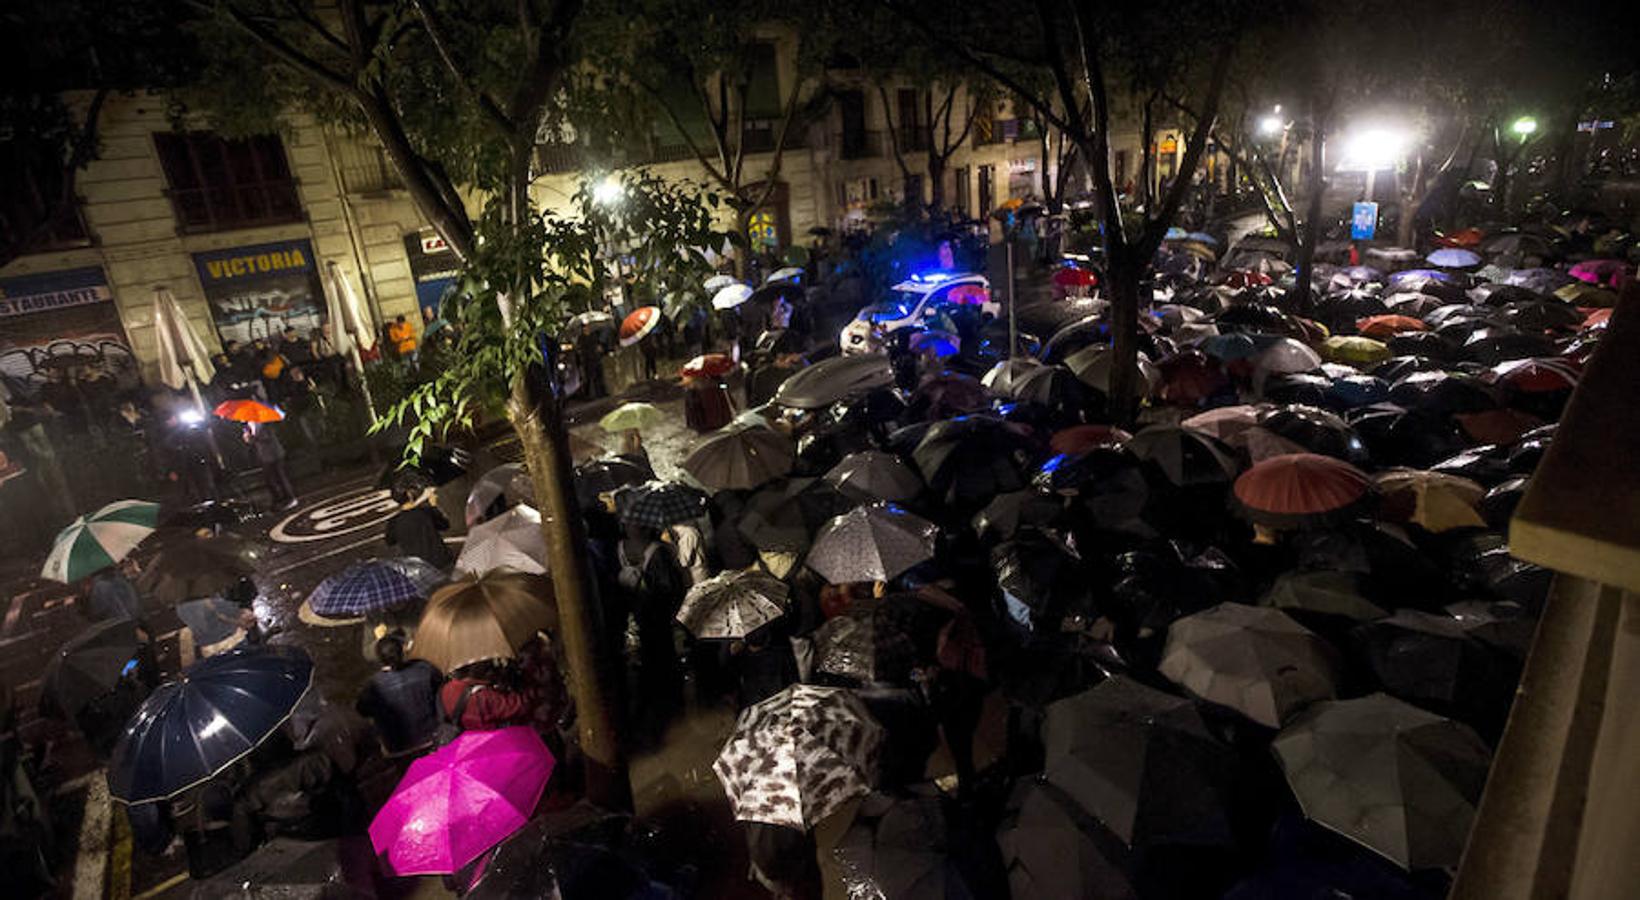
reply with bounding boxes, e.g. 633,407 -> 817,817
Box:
213,399 -> 285,423
1233,453 -> 1372,529
618,306 -> 662,347
1355,315 -> 1428,340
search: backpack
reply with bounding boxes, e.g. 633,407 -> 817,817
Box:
434,683 -> 481,746
616,542 -> 661,593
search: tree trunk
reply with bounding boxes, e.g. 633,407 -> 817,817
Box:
1105,259 -> 1142,427
732,205 -> 754,280
1291,115 -> 1327,317
509,374 -> 632,811
927,154 -> 947,210
357,87 -> 475,261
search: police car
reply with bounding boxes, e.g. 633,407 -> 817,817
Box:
838,272 -> 997,355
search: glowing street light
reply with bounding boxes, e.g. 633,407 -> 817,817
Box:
1512,116 -> 1538,139
592,174 -> 625,206
1338,125 -> 1412,172
1258,115 -> 1285,137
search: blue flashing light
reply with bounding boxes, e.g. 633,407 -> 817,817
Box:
910,270 -> 955,284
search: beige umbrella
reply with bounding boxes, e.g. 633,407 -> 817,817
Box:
1272,693 -> 1492,870
152,287 -> 217,406
1373,469 -> 1486,533
412,573 -> 557,672
1159,602 -> 1340,728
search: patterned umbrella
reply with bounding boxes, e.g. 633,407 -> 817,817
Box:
1233,453 -> 1373,530
412,573 -> 557,672
617,306 -> 662,346
614,481 -> 709,529
42,499 -> 161,583
713,684 -> 884,829
456,504 -> 549,576
677,570 -> 790,640
810,596 -> 943,684
212,398 -> 285,423
108,645 -> 313,803
598,402 -> 663,433
1272,693 -> 1492,870
681,425 -> 795,492
41,618 -> 142,719
806,502 -> 938,584
1159,602 -> 1341,728
370,726 -> 556,875
305,557 -> 444,621
823,450 -> 924,503
1044,676 -> 1233,848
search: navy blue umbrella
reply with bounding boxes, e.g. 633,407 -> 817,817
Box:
108,644 -> 313,803
305,557 -> 444,620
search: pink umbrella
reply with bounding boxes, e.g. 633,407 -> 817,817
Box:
1568,258 -> 1632,289
368,726 -> 554,876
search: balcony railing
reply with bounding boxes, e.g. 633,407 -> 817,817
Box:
335,141 -> 403,194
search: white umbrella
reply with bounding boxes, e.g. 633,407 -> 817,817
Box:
765,267 -> 803,284
151,288 -> 217,401
711,283 -> 755,310
324,261 -> 376,356
455,504 -> 549,576
704,273 -> 738,293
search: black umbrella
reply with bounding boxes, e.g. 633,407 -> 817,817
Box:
1464,536 -> 1552,608
997,779 -> 1138,900
1471,282 -> 1547,307
1350,610 -> 1519,735
912,416 -> 1038,508
1260,570 -> 1388,624
1461,328 -> 1555,365
972,489 -> 1066,540
1370,355 -> 1446,382
1429,446 -> 1513,486
41,618 -> 142,719
135,538 -> 259,606
1313,291 -> 1388,332
376,443 -> 470,490
999,633 -> 1124,709
1499,299 -> 1582,334
1126,425 -> 1240,487
1263,373 -> 1333,407
108,644 -> 313,803
614,481 -> 709,529
188,835 -> 382,899
738,476 -> 853,553
1388,371 -> 1497,415
1385,331 -> 1461,362
1505,433 -> 1552,475
467,806 -> 650,900
1346,404 -> 1467,468
1215,303 -> 1289,332
1478,476 -> 1530,529
995,529 -> 1091,635
1007,365 -> 1092,425
1044,676 -> 1233,849
574,457 -> 652,509
1257,405 -> 1367,463
835,790 -> 1003,900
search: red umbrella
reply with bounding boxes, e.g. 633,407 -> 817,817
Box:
1048,424 -> 1132,456
1222,270 -> 1273,289
1355,315 -> 1428,340
213,399 -> 285,423
1581,307 -> 1611,330
1156,351 -> 1229,408
1051,266 -> 1098,288
619,306 -> 662,347
1232,453 -> 1372,529
680,353 -> 735,379
1453,409 -> 1544,445
1432,227 -> 1484,248
1488,358 -> 1581,394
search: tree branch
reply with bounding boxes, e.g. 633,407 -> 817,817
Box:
633,76 -> 732,188
191,0 -> 358,95
876,82 -> 915,182
1137,40 -> 1236,259
413,0 -> 517,138
277,0 -> 349,56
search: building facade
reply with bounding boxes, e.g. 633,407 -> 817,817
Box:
1,73 -> 1176,388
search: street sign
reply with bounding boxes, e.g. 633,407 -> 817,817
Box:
1351,201 -> 1379,241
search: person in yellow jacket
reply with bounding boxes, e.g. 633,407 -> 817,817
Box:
388,314 -> 418,358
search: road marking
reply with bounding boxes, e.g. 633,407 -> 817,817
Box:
266,532 -> 388,576
70,771 -> 111,900
268,487 -> 399,544
110,802 -> 133,900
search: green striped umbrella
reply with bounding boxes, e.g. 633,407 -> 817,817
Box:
41,500 -> 161,583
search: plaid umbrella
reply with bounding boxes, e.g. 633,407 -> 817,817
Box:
615,481 -> 709,529
1160,603 -> 1341,728
713,684 -> 884,829
681,425 -> 795,492
807,502 -> 937,584
677,570 -> 790,640
305,557 -> 445,621
823,450 -> 924,503
42,499 -> 161,583
1272,693 -> 1492,870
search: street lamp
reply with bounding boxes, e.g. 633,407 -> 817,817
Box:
1258,115 -> 1285,137
1339,126 -> 1412,172
592,174 -> 625,207
1512,116 -> 1539,139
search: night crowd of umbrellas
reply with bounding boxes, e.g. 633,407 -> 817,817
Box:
21,214 -> 1635,899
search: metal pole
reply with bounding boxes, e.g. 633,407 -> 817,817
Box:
350,344 -> 377,425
